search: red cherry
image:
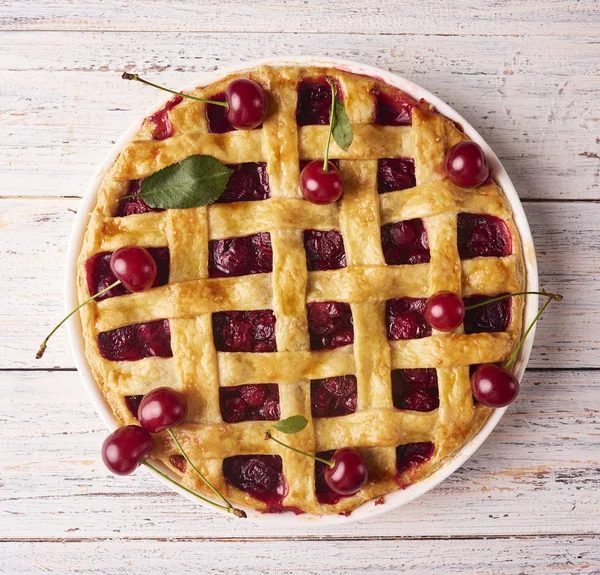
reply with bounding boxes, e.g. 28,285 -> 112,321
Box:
324,447 -> 368,495
471,364 -> 520,408
300,160 -> 344,204
225,79 -> 268,130
138,387 -> 188,433
109,246 -> 157,292
445,141 -> 490,188
424,291 -> 465,332
101,425 -> 154,475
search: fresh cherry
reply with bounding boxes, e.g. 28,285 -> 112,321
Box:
424,291 -> 465,332
225,78 -> 268,130
101,425 -> 154,475
123,72 -> 268,132
37,243 -> 161,359
265,419 -> 368,497
471,364 -> 519,408
138,387 -> 188,433
445,141 -> 490,188
109,246 -> 158,292
323,447 -> 368,496
300,160 -> 344,204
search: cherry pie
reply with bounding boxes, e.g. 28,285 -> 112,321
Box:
77,65 -> 525,515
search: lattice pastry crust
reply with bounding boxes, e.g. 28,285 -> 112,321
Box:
77,65 -> 525,516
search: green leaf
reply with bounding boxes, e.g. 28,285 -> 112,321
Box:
332,96 -> 353,152
272,415 -> 309,435
138,155 -> 234,209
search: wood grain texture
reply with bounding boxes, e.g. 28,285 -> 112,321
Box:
1,0 -> 598,37
2,537 -> 600,575
2,370 -> 599,540
0,32 -> 598,201
2,198 -> 596,370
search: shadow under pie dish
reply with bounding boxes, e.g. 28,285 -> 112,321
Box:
68,57 -> 537,523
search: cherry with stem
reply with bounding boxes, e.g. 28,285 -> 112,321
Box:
123,72 -> 268,130
300,77 -> 345,204
424,289 -> 562,333
37,245 -> 157,359
470,289 -> 562,408
265,426 -> 368,496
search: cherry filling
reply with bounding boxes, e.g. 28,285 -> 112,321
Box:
85,247 -> 170,300
206,92 -> 233,134
311,375 -> 357,418
307,302 -> 354,351
212,310 -> 277,353
296,78 -> 342,126
223,455 -> 287,508
220,384 -> 280,423
457,213 -> 512,259
315,449 -> 348,505
377,158 -> 416,193
303,230 -> 347,271
98,319 -> 173,361
217,162 -> 270,203
208,232 -> 273,278
386,298 -> 432,340
117,180 -> 163,217
392,369 -> 439,412
169,454 -> 187,473
145,94 -> 183,140
381,219 -> 430,265
463,295 -> 511,334
374,90 -> 414,126
396,442 -> 435,476
124,394 -> 144,418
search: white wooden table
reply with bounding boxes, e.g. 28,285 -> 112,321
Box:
1,1 -> 599,573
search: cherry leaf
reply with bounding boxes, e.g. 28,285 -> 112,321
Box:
332,97 -> 353,152
272,415 -> 309,435
138,155 -> 233,209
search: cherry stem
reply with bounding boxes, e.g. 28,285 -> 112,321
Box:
122,72 -> 229,108
264,431 -> 334,467
36,279 -> 122,359
166,429 -> 238,513
464,290 -> 562,311
322,77 -> 337,172
504,292 -> 559,371
141,461 -> 246,518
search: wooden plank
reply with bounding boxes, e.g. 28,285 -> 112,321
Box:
1,369 -> 598,540
0,0 -> 598,36
1,198 -> 597,370
0,32 -> 598,201
1,537 -> 599,575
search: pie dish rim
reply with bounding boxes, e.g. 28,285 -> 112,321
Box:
65,55 -> 539,525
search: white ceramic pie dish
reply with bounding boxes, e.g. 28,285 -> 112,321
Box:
66,56 -> 538,526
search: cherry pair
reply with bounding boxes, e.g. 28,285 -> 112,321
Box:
103,386 -> 246,518
102,387 -> 187,475
423,289 -> 562,409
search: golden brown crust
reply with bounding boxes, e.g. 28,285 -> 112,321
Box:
77,65 -> 525,515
